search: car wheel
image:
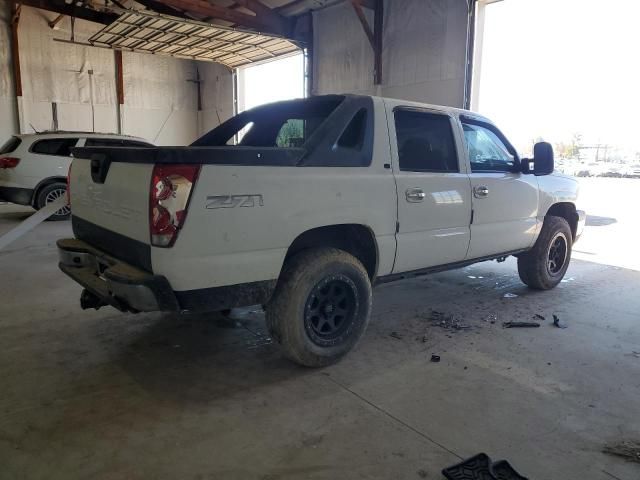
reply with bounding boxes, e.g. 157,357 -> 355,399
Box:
35,182 -> 70,221
266,248 -> 372,367
517,215 -> 572,290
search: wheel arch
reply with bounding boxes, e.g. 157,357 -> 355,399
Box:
283,224 -> 379,281
31,176 -> 67,207
546,202 -> 578,240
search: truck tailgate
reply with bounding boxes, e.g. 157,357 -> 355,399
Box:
70,156 -> 152,245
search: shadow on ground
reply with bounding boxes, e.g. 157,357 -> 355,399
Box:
586,214 -> 617,226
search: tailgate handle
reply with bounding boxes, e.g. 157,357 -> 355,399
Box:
90,153 -> 112,184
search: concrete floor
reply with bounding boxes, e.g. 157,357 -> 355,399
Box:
0,178 -> 639,480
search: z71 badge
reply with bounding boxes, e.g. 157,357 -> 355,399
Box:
206,194 -> 264,209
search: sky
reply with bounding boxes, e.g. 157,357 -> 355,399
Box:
477,0 -> 640,156
240,53 -> 305,111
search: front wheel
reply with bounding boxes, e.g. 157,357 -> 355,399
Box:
518,215 -> 573,290
266,248 -> 372,367
35,182 -> 70,221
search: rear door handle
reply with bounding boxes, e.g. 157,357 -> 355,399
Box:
406,188 -> 426,202
473,185 -> 489,198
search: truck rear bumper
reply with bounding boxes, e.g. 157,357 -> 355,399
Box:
57,238 -> 179,312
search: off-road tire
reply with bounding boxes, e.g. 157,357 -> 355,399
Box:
518,215 -> 572,290
35,182 -> 70,221
266,248 -> 372,367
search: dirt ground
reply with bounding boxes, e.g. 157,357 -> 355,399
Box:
0,177 -> 639,480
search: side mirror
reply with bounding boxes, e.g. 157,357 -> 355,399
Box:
533,142 -> 554,176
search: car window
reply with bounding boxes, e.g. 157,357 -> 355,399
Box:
85,138 -> 152,147
193,96 -> 344,148
336,108 -> 367,150
276,119 -> 305,148
0,136 -> 22,154
462,123 -> 515,172
394,110 -> 459,173
31,138 -> 79,157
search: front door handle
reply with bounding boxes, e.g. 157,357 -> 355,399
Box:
473,185 -> 489,198
406,188 -> 426,202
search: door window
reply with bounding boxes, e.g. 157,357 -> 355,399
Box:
394,110 -> 459,173
462,123 -> 515,172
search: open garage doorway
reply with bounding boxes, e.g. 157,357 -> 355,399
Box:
471,0 -> 640,271
236,53 -> 305,112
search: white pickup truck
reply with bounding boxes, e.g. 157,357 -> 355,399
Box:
58,94 -> 585,366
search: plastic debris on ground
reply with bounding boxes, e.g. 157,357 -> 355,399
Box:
502,321 -> 540,329
430,354 -> 440,363
552,314 -> 568,329
428,310 -> 471,331
602,441 -> 640,464
442,453 -> 528,480
503,293 -> 518,298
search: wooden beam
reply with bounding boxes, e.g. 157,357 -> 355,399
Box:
11,4 -> 22,98
373,0 -> 382,85
114,50 -> 124,105
158,0 -> 287,35
135,0 -> 189,18
350,0 -> 374,50
18,0 -> 117,24
232,0 -> 290,34
48,13 -> 64,28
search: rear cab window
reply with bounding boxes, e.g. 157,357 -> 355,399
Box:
394,109 -> 459,173
31,138 -> 80,157
193,96 -> 345,148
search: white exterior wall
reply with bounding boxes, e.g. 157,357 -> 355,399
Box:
313,0 -> 469,107
0,2 -> 19,142
0,0 -> 233,145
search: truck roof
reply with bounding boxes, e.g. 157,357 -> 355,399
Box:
370,95 -> 493,123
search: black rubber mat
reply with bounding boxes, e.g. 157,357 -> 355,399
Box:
491,460 -> 528,480
442,453 -> 494,480
442,454 -> 528,480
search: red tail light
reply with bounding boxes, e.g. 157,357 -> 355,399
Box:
0,157 -> 20,168
149,164 -> 200,247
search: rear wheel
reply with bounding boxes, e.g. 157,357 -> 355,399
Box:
35,182 -> 70,221
266,248 -> 372,367
518,215 -> 572,290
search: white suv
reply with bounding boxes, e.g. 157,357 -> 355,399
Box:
0,132 -> 153,220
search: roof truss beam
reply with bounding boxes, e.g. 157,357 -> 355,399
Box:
156,0 -> 291,36
18,0 -> 118,24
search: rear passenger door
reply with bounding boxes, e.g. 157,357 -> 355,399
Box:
28,137 -> 80,179
389,106 -> 472,274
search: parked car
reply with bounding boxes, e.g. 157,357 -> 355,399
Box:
58,95 -> 585,366
623,164 -> 640,178
0,132 -> 153,220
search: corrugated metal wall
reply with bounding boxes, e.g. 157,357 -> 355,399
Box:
312,0 -> 469,107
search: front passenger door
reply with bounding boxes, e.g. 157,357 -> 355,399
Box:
390,107 -> 472,274
462,119 -> 539,259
